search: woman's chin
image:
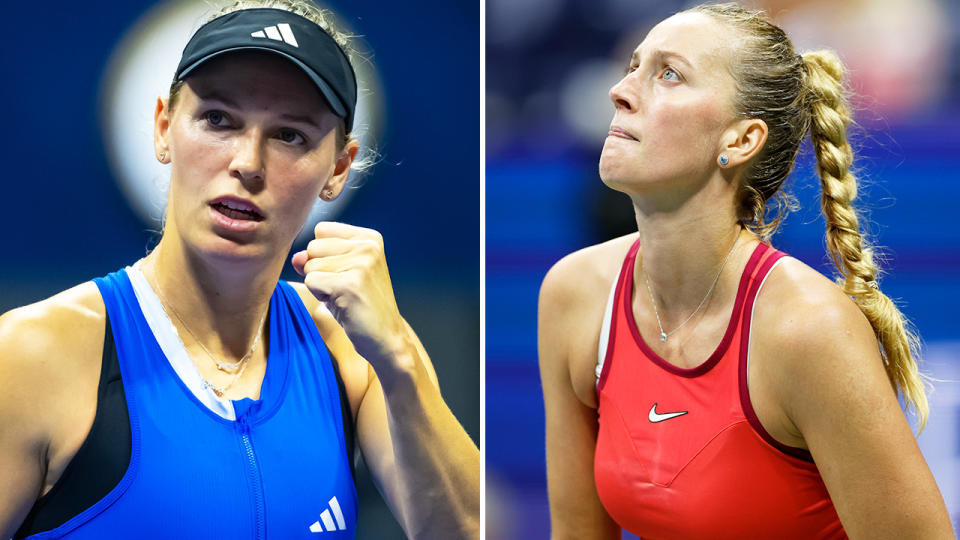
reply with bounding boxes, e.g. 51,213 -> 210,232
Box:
598,162 -> 639,192
598,147 -> 643,189
193,233 -> 277,265
599,166 -> 670,197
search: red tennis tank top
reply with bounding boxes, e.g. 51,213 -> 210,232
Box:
594,239 -> 847,539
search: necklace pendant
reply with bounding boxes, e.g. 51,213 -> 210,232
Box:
660,332 -> 668,342
201,379 -> 224,398
216,361 -> 241,373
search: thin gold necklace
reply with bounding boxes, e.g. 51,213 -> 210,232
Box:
149,268 -> 268,398
641,234 -> 740,343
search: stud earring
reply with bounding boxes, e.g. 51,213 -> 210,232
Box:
159,152 -> 167,162
321,189 -> 334,201
719,154 -> 729,166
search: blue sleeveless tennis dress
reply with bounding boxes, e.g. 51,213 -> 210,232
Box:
22,268 -> 358,539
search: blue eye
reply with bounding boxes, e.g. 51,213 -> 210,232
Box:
277,128 -> 306,145
204,110 -> 228,127
661,67 -> 680,81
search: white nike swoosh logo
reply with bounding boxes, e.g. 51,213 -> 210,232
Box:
648,403 -> 688,423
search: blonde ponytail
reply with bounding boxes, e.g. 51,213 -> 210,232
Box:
691,2 -> 931,432
803,50 -> 930,431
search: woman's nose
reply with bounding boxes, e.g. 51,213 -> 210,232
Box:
609,75 -> 637,112
230,129 -> 265,183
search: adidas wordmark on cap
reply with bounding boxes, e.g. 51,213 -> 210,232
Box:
174,8 -> 357,131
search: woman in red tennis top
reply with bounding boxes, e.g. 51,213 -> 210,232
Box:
538,3 -> 953,539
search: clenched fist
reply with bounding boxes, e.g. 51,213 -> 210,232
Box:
292,222 -> 407,369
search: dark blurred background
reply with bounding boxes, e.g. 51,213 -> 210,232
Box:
0,1 -> 478,538
486,0 -> 960,537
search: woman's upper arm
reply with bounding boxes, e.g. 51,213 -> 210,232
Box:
538,257 -> 620,540
0,308 -> 55,538
771,297 -> 953,538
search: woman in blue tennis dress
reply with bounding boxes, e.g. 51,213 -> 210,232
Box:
0,2 -> 479,538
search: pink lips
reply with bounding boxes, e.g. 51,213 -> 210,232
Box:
209,195 -> 264,218
608,125 -> 638,141
208,195 -> 265,233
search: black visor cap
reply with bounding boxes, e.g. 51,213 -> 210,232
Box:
175,8 -> 357,132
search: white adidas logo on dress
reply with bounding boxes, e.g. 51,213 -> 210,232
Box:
251,23 -> 299,47
308,496 -> 347,533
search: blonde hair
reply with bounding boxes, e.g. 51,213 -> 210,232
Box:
689,3 -> 930,430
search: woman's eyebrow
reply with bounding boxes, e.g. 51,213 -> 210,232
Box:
279,112 -> 321,129
630,49 -> 694,70
196,90 -> 240,108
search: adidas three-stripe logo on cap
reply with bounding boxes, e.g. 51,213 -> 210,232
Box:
251,23 -> 299,47
308,496 -> 347,533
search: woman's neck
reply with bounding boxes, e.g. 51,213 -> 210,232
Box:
630,188 -> 758,328
141,234 -> 281,362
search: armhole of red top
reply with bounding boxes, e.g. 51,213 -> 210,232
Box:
737,251 -> 815,463
596,239 -> 641,393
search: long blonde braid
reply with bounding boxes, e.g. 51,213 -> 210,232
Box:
803,51 -> 929,430
692,3 -> 930,431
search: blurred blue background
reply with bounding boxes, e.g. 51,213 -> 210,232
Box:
0,1 -> 478,539
486,0 -> 960,537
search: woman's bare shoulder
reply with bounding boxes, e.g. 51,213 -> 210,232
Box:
0,282 -> 106,367
540,233 -> 639,307
753,254 -> 881,380
756,255 -> 868,334
0,282 -> 105,437
749,254 -> 892,442
539,234 -> 639,408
